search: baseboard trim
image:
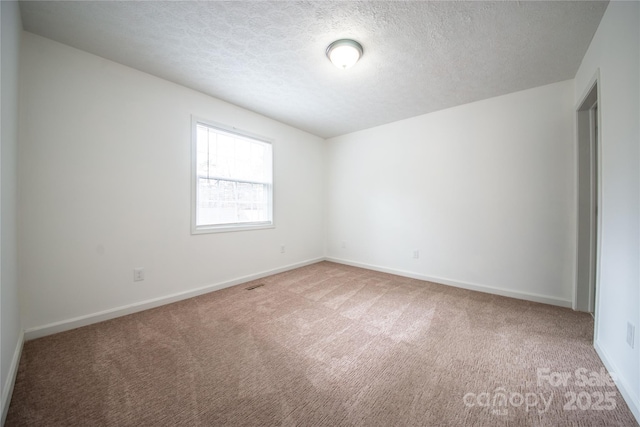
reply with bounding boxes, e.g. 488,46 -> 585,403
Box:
325,257 -> 572,308
24,257 -> 325,341
1,330 -> 24,425
21,255 -> 574,340
594,341 -> 640,425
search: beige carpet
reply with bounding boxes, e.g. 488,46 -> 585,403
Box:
6,261 -> 638,426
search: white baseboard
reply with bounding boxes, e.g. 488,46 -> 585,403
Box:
1,330 -> 24,426
594,341 -> 640,425
325,257 -> 572,308
24,257 -> 324,341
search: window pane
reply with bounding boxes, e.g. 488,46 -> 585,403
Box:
196,125 -> 210,177
213,133 -> 235,179
196,179 -> 270,226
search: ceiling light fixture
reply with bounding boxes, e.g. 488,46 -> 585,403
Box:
326,39 -> 363,70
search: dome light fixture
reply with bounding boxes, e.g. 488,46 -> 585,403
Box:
326,39 -> 363,70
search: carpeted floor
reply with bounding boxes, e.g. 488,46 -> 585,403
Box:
6,261 -> 638,426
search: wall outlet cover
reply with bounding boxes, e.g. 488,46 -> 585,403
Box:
133,268 -> 145,282
627,322 -> 635,349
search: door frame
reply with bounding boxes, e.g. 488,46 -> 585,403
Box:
574,70 -> 602,337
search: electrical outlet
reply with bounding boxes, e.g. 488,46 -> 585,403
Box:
627,322 -> 635,349
413,250 -> 420,259
280,245 -> 286,254
133,268 -> 145,282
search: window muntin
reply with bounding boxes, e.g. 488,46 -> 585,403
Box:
192,119 -> 273,233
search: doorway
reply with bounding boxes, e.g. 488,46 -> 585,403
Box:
576,79 -> 599,315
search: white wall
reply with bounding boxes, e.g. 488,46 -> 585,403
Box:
1,1 -> 23,422
574,1 -> 639,420
18,33 -> 325,335
326,79 -> 576,307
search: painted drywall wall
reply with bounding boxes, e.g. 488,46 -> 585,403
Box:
574,1 -> 639,420
1,1 -> 23,422
18,32 -> 325,333
326,79 -> 576,307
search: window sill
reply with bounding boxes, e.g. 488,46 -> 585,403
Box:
191,223 -> 275,235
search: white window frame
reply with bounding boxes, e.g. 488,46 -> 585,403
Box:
191,116 -> 274,234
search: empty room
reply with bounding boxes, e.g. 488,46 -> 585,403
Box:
1,1 -> 639,425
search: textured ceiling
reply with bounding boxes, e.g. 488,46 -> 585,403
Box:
19,1 -> 608,139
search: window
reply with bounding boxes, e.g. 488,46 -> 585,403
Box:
192,118 -> 273,233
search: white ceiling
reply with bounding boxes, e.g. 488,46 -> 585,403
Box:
19,1 -> 608,139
